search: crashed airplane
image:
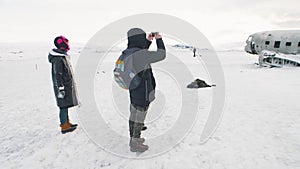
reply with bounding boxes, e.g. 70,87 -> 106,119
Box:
245,30 -> 300,67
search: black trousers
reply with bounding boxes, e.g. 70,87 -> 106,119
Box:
129,104 -> 149,138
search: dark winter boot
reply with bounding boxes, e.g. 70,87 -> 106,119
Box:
129,138 -> 149,153
129,137 -> 145,146
60,122 -> 76,134
67,118 -> 78,127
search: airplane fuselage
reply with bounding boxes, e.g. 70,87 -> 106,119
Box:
245,30 -> 300,55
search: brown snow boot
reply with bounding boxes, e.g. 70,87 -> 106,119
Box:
129,138 -> 149,153
60,122 -> 76,134
67,118 -> 78,127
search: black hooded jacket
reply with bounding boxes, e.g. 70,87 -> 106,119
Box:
127,32 -> 166,107
48,49 -> 78,108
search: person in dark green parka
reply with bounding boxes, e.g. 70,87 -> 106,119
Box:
48,36 -> 78,134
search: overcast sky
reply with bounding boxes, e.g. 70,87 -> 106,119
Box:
0,0 -> 299,48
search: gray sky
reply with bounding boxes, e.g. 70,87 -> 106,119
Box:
0,0 -> 299,48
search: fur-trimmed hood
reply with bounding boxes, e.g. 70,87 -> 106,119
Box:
48,49 -> 68,63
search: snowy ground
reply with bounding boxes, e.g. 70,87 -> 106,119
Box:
0,43 -> 300,169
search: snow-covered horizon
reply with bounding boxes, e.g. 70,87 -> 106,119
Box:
0,41 -> 246,53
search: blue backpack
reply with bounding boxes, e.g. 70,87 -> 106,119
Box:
113,48 -> 142,90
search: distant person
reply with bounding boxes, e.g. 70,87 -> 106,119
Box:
193,47 -> 196,57
48,36 -> 78,134
123,28 -> 166,152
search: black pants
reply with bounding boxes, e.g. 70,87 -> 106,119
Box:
129,104 -> 148,138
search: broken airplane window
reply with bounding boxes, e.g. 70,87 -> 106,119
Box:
286,42 -> 292,46
298,42 -> 300,47
274,41 -> 281,48
265,41 -> 270,45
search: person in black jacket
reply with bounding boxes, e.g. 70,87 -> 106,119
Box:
125,28 -> 166,152
193,47 -> 196,57
48,36 -> 78,134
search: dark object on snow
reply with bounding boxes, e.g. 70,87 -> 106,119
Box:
187,79 -> 215,88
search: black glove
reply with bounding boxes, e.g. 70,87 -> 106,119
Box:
57,86 -> 65,99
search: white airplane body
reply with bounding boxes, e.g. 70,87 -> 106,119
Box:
245,30 -> 300,67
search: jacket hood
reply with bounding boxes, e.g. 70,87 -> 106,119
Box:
127,28 -> 151,49
48,48 -> 67,63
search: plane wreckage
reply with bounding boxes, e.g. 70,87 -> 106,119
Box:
245,30 -> 300,67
